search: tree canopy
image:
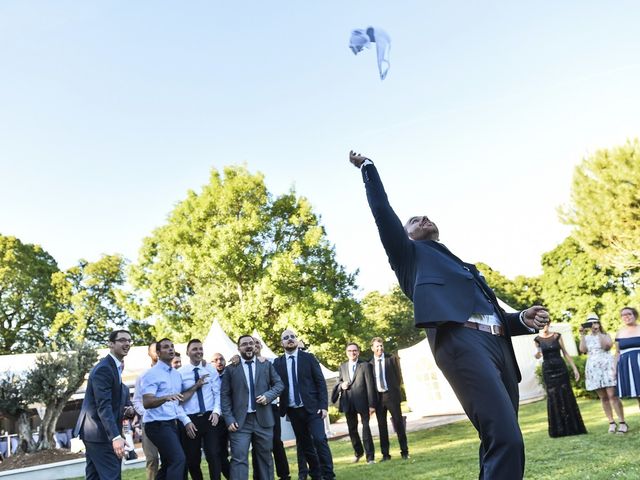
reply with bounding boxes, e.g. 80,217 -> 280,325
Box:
130,165 -> 363,367
0,235 -> 58,353
561,139 -> 640,280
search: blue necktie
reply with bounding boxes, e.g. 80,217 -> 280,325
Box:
289,355 -> 301,406
246,361 -> 257,411
193,367 -> 206,413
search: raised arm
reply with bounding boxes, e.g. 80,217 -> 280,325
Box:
349,150 -> 416,292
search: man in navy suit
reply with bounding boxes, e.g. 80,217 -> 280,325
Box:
349,151 -> 549,480
75,329 -> 133,480
333,343 -> 377,464
273,329 -> 335,480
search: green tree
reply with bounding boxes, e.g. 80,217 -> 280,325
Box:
361,285 -> 425,353
539,237 -> 633,331
23,342 -> 98,451
0,235 -> 59,353
0,372 -> 35,452
560,139 -> 640,281
131,165 -> 362,368
475,262 -> 542,311
51,255 -> 152,347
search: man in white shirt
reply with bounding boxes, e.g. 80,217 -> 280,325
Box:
179,339 -> 222,480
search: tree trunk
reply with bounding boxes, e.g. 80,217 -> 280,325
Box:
16,411 -> 35,453
35,402 -> 66,451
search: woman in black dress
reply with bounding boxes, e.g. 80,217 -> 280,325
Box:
534,321 -> 587,437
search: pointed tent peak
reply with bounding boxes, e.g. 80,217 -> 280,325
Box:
203,318 -> 239,362
252,330 -> 279,360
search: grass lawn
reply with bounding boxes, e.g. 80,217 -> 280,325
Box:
76,398 -> 640,479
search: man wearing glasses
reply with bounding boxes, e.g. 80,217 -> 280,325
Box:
273,329 -> 335,480
74,330 -> 134,480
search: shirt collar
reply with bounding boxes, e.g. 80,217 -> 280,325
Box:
108,353 -> 122,370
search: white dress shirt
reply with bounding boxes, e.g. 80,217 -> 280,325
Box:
178,363 -> 221,416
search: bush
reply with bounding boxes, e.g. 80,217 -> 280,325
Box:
534,355 -> 598,400
328,406 -> 341,424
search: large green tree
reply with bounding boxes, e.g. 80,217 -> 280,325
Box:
131,165 -> 362,368
361,285 -> 425,353
51,255 -> 152,347
0,235 -> 58,353
561,139 -> 640,282
539,237 -> 634,331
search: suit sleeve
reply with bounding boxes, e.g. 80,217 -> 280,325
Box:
364,363 -> 377,408
362,163 -> 416,295
505,311 -> 537,337
309,354 -> 328,410
220,368 -> 236,427
92,363 -> 121,441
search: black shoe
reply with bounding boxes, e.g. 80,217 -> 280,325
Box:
380,455 -> 391,462
352,454 -> 363,463
401,453 -> 410,460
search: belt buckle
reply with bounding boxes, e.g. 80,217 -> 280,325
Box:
490,324 -> 500,336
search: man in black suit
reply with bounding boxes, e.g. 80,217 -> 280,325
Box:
369,337 -> 408,461
220,334 -> 284,480
75,329 -> 133,480
333,342 -> 377,464
273,329 -> 335,480
349,151 -> 549,479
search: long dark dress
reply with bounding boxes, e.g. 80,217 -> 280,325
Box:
535,333 -> 587,437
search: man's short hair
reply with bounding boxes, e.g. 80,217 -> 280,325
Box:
155,337 -> 172,348
108,330 -> 131,343
237,334 -> 254,346
346,342 -> 360,351
187,339 -> 203,351
371,337 -> 384,346
174,351 -> 181,357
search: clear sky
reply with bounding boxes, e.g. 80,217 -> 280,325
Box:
1,1 -> 639,295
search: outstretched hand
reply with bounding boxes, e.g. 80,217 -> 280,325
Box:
349,150 -> 370,168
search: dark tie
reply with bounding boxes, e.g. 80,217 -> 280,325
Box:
289,356 -> 301,406
193,367 -> 206,413
246,361 -> 257,411
378,358 -> 387,391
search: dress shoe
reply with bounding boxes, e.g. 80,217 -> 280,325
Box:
352,454 -> 363,463
367,460 -> 376,465
380,455 -> 391,462
401,453 -> 410,460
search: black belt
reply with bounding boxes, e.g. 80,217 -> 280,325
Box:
189,410 -> 213,418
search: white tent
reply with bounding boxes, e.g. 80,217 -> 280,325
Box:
251,330 -> 279,359
398,301 -> 562,416
203,319 -> 240,361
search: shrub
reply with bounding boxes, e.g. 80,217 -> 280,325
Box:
328,406 -> 341,424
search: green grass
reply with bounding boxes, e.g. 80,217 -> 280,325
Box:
72,398 -> 640,479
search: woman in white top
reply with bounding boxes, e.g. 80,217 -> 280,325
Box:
579,314 -> 626,433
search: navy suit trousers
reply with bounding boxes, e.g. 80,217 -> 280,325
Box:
145,420 -> 186,480
434,326 -> 524,480
84,440 -> 121,480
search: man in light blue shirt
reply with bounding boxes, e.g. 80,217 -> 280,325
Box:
179,338 -> 223,480
142,338 -> 196,480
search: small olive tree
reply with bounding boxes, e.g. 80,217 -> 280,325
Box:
24,342 -> 97,450
0,372 -> 35,453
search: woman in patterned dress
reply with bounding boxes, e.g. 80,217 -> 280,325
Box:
615,306 -> 640,429
579,313 -> 626,433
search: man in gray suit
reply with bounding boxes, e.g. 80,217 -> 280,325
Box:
221,334 -> 284,480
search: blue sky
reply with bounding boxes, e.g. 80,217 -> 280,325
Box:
1,1 -> 639,295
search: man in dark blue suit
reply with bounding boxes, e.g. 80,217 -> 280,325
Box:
273,329 -> 335,480
75,329 -> 133,480
349,151 -> 549,480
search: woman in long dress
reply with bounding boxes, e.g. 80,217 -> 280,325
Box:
579,314 -> 625,433
534,321 -> 587,437
614,306 -> 640,433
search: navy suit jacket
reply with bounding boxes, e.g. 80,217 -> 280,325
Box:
75,355 -> 128,443
362,163 -> 533,381
273,350 -> 328,416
